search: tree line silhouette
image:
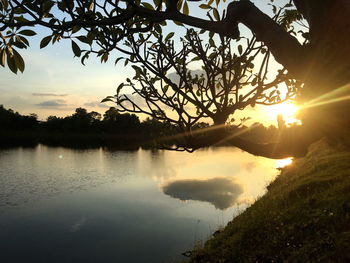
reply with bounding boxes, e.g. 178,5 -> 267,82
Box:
0,104 -> 286,150
0,105 -> 169,148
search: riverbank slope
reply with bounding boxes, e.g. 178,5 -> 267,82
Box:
187,138 -> 350,262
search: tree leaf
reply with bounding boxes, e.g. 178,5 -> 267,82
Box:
176,0 -> 183,11
162,85 -> 169,93
18,29 -> 36,36
154,23 -> 162,34
19,36 -> 29,46
6,52 -> 17,74
199,4 -> 210,9
153,0 -> 161,6
0,49 -> 5,67
40,35 -> 52,48
183,1 -> 189,15
238,44 -> 243,55
101,97 -> 113,103
142,2 -> 154,10
81,52 -> 90,65
114,57 -> 123,66
71,40 -> 81,57
1,0 -> 8,10
76,35 -> 89,44
252,77 -> 257,86
213,8 -> 220,21
72,26 -> 81,34
116,82 -> 124,95
173,20 -> 183,26
164,32 -> 174,42
191,56 -> 201,62
12,48 -> 25,72
209,38 -> 215,47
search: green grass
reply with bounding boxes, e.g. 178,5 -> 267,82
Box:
187,138 -> 350,262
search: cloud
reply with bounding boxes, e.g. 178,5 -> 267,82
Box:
32,93 -> 68,97
167,69 -> 205,84
83,101 -> 110,108
70,216 -> 87,232
161,177 -> 243,210
36,99 -> 67,107
241,162 -> 258,173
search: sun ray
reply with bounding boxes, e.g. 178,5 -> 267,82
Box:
264,101 -> 300,125
300,83 -> 350,110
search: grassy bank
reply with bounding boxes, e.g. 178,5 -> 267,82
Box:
187,139 -> 350,262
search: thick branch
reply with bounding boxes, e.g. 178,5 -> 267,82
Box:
181,127 -> 321,159
225,136 -> 308,159
133,6 -> 239,38
225,1 -> 304,78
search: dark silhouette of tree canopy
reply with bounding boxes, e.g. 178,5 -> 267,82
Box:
1,0 -> 349,157
104,28 -> 298,126
0,104 -> 38,129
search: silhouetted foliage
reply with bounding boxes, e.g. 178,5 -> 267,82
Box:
0,105 -> 293,150
1,0 -> 349,156
0,105 -> 38,130
0,105 -> 192,148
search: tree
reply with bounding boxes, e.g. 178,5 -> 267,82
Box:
102,27 -> 300,153
0,0 -> 349,157
107,28 -> 297,125
102,107 -> 141,133
0,104 -> 38,129
103,107 -> 118,122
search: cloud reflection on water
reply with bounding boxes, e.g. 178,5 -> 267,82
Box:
161,177 -> 243,210
70,216 -> 87,232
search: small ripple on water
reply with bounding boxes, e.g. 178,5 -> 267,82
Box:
0,146 -> 133,211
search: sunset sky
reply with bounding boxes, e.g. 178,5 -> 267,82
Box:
0,0 -> 295,126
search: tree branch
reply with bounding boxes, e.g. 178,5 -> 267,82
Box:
225,1 -> 304,78
181,127 -> 320,159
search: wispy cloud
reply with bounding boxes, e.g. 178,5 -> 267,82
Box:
32,93 -> 69,97
84,101 -> 110,108
36,99 -> 67,107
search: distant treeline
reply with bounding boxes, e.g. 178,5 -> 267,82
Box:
0,105 -> 282,149
0,105 -> 206,148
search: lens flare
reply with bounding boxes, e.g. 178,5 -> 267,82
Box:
264,101 -> 300,125
300,83 -> 350,110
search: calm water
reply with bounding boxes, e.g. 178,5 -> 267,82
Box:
0,145 -> 281,263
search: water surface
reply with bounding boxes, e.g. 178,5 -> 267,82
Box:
0,145 -> 280,262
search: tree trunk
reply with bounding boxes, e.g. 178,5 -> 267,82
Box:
226,0 -> 350,140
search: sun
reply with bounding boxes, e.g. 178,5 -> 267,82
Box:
264,101 -> 300,125
276,157 -> 293,169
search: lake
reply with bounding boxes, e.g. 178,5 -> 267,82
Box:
0,145 -> 284,263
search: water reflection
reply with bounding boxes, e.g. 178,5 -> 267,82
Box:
70,216 -> 87,232
162,177 -> 244,210
0,145 -> 281,263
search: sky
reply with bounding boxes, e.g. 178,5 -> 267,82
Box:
0,0 -> 294,125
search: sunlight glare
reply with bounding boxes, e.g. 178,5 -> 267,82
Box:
276,157 -> 293,169
265,102 -> 300,125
